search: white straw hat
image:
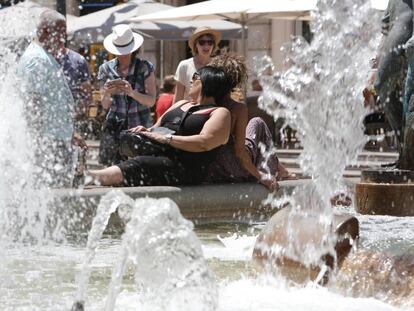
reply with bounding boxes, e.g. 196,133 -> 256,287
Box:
103,24 -> 144,56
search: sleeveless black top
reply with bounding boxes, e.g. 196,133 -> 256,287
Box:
160,103 -> 220,169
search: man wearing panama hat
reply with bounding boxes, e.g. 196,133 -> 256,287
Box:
173,26 -> 221,103
98,24 -> 156,165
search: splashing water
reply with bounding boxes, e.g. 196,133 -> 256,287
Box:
2,1 -> 412,310
0,4 -> 80,244
74,191 -> 218,311
0,40 -> 53,244
257,0 -> 380,203
254,0 -> 381,269
74,190 -> 135,306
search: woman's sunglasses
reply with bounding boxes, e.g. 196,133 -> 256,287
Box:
197,39 -> 215,46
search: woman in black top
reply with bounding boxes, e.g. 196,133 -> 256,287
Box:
89,66 -> 231,186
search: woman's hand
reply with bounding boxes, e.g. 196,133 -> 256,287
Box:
71,132 -> 88,150
128,125 -> 148,133
103,81 -> 123,95
117,80 -> 134,96
139,131 -> 168,144
259,172 -> 279,191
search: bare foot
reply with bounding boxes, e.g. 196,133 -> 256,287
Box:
276,163 -> 298,181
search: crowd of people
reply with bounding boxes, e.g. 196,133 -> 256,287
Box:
17,8 -> 290,190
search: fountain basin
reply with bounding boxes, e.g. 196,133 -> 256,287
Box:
52,180 -> 311,234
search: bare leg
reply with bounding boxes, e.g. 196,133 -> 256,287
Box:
245,117 -> 278,173
246,117 -> 295,180
88,166 -> 124,186
275,162 -> 293,180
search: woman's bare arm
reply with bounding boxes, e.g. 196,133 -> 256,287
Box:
141,107 -> 231,152
100,83 -> 115,110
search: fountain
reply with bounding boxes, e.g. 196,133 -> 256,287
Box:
71,191 -> 217,311
251,0 -> 377,277
2,0 -> 414,310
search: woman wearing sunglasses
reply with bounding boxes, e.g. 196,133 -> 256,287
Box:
87,66 -> 231,187
173,26 -> 221,103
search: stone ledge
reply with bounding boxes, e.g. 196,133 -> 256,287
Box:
51,180 -> 312,234
51,178 -> 358,234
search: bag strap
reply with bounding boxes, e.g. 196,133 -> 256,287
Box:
130,57 -> 142,92
124,58 -> 142,128
194,107 -> 218,115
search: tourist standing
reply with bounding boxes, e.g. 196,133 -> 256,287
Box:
17,9 -> 86,188
173,26 -> 221,103
98,24 -> 156,165
51,17 -> 92,122
50,14 -> 92,183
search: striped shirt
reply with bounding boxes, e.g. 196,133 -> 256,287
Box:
98,57 -> 154,128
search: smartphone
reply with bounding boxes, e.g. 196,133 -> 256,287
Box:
107,78 -> 123,86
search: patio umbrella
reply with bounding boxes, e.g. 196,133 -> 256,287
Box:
67,0 -> 173,45
129,0 -> 388,56
68,0 -> 242,44
131,19 -> 242,41
370,0 -> 389,11
129,0 -> 318,55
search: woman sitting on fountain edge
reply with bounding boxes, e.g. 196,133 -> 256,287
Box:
205,54 -> 290,191
88,66 -> 231,186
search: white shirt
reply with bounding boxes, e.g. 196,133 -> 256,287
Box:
174,57 -> 197,98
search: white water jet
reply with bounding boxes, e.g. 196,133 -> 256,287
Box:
0,39 -> 52,244
74,191 -> 218,311
254,0 -> 381,271
1,1 -> 411,310
74,190 -> 135,305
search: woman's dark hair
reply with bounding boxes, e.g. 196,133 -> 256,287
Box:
198,66 -> 232,103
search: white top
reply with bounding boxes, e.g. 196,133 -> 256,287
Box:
174,57 -> 197,98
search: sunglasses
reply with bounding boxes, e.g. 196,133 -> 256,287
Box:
197,39 -> 215,46
192,72 -> 200,81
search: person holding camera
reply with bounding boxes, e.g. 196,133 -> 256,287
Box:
98,24 -> 156,165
